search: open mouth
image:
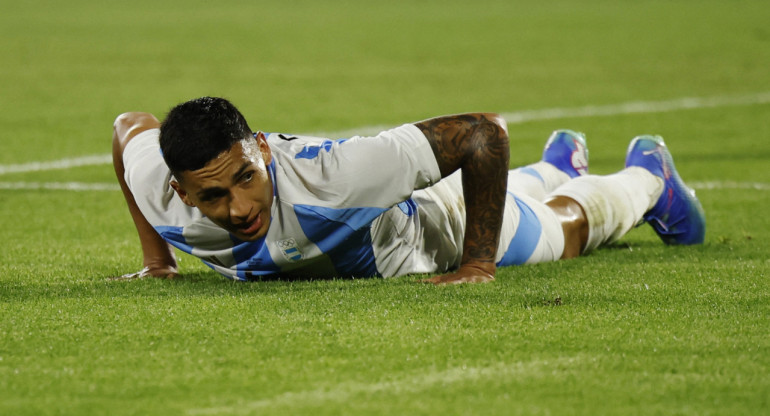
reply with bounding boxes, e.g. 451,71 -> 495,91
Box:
236,212 -> 262,236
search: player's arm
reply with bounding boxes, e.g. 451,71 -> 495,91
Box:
112,112 -> 178,279
415,113 -> 509,284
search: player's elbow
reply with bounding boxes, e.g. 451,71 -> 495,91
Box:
473,113 -> 509,151
113,112 -> 160,148
481,112 -> 509,137
113,112 -> 159,135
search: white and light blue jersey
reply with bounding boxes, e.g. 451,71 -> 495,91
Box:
123,124 -> 563,281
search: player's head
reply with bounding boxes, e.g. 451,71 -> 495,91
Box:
160,96 -> 253,175
161,97 -> 274,241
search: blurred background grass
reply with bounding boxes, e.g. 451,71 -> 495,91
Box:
2,0 -> 769,162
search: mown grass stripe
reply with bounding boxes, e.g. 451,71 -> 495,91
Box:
186,356 -> 579,415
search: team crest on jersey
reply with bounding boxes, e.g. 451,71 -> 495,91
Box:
277,238 -> 303,262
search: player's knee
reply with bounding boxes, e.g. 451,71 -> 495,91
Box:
545,196 -> 589,259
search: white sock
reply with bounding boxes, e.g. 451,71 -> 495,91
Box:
508,161 -> 572,201
549,167 -> 664,252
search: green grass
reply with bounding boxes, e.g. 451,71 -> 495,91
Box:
1,0 -> 769,415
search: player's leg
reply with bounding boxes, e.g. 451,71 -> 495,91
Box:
544,170 -> 658,255
495,129 -> 590,264
544,196 -> 589,259
500,129 -> 590,260
624,135 -> 706,244
112,112 -> 178,278
547,135 -> 705,254
507,129 -> 589,200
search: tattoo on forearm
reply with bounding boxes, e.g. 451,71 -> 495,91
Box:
416,114 -> 510,266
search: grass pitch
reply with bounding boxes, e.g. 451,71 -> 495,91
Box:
1,0 -> 769,415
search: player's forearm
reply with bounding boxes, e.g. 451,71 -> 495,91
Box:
458,144 -> 508,271
130,198 -> 178,274
415,113 -> 510,270
115,155 -> 178,276
112,113 -> 177,277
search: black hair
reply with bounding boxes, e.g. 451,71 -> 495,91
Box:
159,96 -> 253,175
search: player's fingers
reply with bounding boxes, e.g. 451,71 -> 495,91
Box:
421,273 -> 494,285
108,267 -> 150,281
420,274 -> 461,285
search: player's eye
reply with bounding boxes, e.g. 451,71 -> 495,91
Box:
241,172 -> 254,183
198,189 -> 227,203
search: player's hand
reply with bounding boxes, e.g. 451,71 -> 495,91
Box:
109,266 -> 178,280
422,264 -> 495,285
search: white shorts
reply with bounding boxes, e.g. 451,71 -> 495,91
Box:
371,170 -> 565,277
425,171 -> 565,266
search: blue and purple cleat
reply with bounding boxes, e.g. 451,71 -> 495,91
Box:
542,129 -> 589,178
625,135 -> 706,245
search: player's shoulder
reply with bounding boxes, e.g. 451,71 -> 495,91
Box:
265,132 -> 351,160
265,132 -> 331,146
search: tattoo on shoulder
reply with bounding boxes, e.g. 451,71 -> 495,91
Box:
415,113 -> 508,177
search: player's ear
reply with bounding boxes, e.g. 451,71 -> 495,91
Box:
170,178 -> 195,207
255,132 -> 272,165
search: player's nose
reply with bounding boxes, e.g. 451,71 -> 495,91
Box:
229,190 -> 252,221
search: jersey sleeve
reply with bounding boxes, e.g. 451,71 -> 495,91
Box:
122,128 -> 203,227
269,124 -> 442,209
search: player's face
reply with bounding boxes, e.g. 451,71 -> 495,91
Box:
171,133 -> 274,241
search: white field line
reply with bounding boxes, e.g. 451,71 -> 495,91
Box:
0,154 -> 112,176
1,180 -> 766,193
690,181 -> 770,191
0,181 -> 120,192
500,91 -> 770,124
1,91 -> 769,177
317,91 -> 770,138
186,357 -> 575,415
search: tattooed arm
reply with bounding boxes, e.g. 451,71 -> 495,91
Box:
415,113 -> 510,284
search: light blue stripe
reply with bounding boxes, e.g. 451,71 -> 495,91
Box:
397,198 -> 417,216
496,195 -> 542,266
295,139 -> 349,160
294,204 -> 385,277
231,236 -> 280,279
518,167 -> 544,183
154,225 -> 193,254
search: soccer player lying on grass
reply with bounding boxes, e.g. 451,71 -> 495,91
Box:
112,97 -> 705,284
